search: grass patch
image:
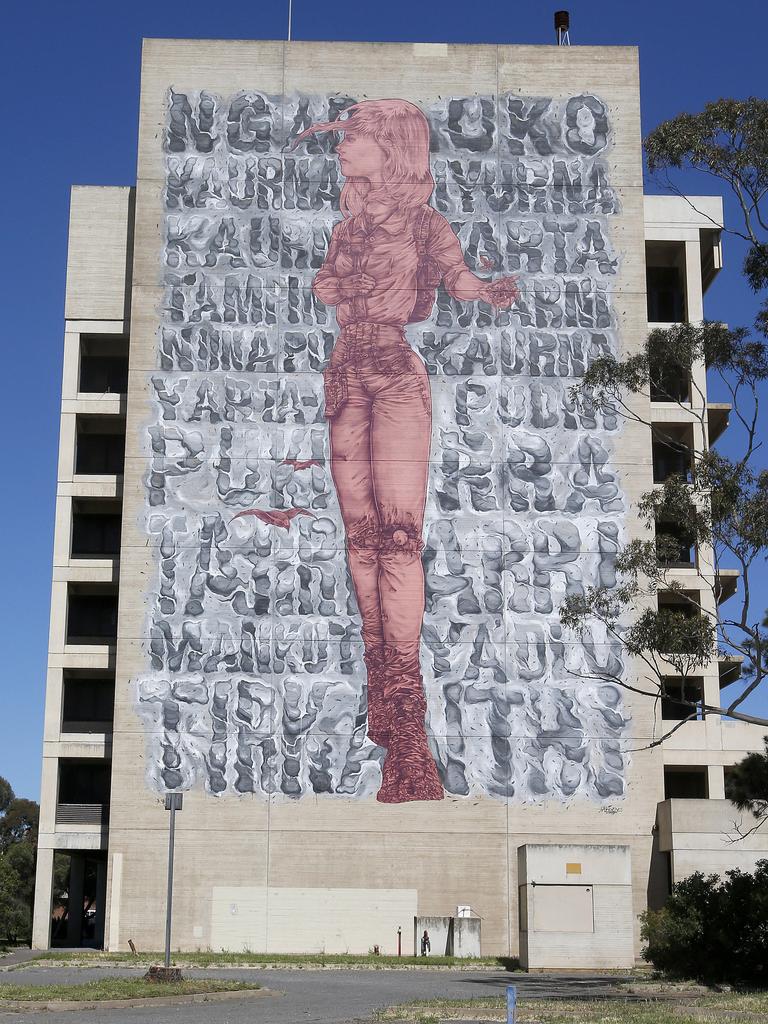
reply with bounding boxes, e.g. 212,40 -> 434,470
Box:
376,996 -> 768,1024
0,977 -> 261,1003
28,950 -> 516,970
692,993 -> 768,1013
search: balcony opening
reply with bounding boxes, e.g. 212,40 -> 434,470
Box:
724,765 -> 746,806
665,851 -> 673,895
646,241 -> 687,323
652,424 -> 694,483
655,520 -> 695,568
56,759 -> 111,825
718,656 -> 742,689
61,672 -> 115,733
66,586 -> 118,644
71,499 -> 122,558
664,766 -> 708,799
75,416 -> 125,475
78,336 -> 129,394
657,590 -> 706,656
658,590 -> 701,619
661,677 -> 705,721
650,361 -> 690,403
50,850 -> 107,949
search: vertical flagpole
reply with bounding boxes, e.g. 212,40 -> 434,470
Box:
287,0 -> 292,41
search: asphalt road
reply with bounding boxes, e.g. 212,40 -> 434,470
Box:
0,966 -> 633,1024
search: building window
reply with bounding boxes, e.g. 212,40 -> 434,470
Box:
57,759 -> 112,806
658,590 -> 701,618
664,766 -> 708,799
724,766 -> 741,804
61,674 -> 115,733
652,426 -> 693,483
78,336 -> 129,394
75,416 -> 125,475
649,361 -> 690,403
655,521 -> 695,568
656,591 -> 705,656
647,267 -> 686,323
661,677 -> 705,720
71,500 -> 122,557
66,589 -> 118,644
646,241 -> 686,323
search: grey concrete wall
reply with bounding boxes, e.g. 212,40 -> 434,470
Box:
454,917 -> 481,958
414,916 -> 453,957
65,187 -> 134,322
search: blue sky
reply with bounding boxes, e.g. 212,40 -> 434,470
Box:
0,0 -> 765,800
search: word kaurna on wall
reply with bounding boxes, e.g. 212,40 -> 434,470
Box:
137,90 -> 629,804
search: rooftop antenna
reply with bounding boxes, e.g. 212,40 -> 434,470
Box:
554,10 -> 571,45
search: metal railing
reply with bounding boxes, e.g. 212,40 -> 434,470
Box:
60,720 -> 113,735
55,803 -> 109,827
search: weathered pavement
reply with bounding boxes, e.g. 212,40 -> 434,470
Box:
0,966 -> 634,1023
0,952 -> 43,970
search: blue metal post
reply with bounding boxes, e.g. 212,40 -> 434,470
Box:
507,985 -> 517,1024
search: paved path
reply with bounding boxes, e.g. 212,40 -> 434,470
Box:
0,966 -> 634,1023
0,951 -> 44,971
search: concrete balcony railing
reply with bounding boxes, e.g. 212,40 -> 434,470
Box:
656,798 -> 768,884
658,798 -> 748,847
55,803 -> 110,828
661,717 -> 766,757
61,720 -> 113,735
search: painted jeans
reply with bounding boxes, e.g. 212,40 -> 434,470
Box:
325,322 -> 431,662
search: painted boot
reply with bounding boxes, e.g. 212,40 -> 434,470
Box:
376,649 -> 443,803
364,644 -> 390,748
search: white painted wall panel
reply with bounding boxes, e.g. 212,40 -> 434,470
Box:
211,886 -> 417,954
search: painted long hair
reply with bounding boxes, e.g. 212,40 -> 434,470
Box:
293,98 -> 434,216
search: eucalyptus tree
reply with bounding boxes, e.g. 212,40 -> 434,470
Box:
561,99 -> 768,739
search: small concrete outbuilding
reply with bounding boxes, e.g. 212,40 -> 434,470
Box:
518,845 -> 635,970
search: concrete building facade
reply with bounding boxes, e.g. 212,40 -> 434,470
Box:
33,38 -> 768,964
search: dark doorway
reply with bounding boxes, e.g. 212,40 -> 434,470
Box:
50,851 -> 108,948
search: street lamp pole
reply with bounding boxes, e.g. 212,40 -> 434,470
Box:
164,793 -> 183,969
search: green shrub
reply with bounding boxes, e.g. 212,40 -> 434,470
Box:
0,854 -> 30,944
641,859 -> 768,985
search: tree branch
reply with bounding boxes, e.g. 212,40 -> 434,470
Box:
653,170 -> 754,242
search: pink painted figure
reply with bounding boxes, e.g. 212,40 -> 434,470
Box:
295,99 -> 517,803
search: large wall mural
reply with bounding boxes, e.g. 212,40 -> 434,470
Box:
136,88 -> 629,804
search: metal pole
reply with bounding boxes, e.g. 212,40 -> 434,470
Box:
164,796 -> 179,969
287,0 -> 292,41
164,801 -> 175,967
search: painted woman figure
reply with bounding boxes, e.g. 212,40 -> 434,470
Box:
295,99 -> 517,803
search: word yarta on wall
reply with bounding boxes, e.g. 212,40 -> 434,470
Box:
136,90 -> 629,803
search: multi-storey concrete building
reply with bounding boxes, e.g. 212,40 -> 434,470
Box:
32,38 -> 768,965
